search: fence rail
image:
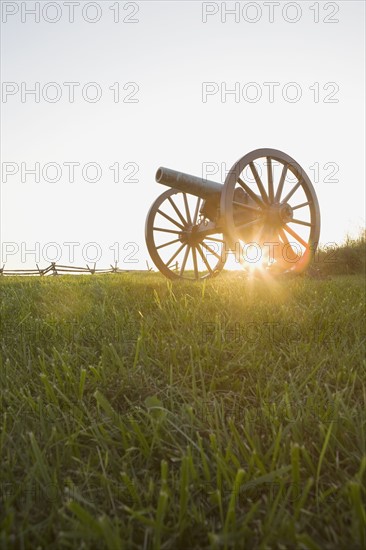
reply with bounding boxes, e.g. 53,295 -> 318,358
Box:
0,262 -> 153,277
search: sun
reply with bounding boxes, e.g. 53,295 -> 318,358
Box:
224,240 -> 272,272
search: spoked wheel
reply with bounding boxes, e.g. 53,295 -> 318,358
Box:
145,189 -> 227,280
221,148 -> 321,274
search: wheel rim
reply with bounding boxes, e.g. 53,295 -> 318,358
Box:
146,189 -> 227,280
220,148 -> 321,274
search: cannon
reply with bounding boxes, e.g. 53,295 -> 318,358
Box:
145,148 -> 320,280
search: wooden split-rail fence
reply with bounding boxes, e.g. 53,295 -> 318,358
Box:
0,262 -> 154,277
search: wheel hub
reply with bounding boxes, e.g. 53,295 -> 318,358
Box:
179,225 -> 201,246
264,203 -> 293,227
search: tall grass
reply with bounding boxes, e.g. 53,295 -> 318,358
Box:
0,272 -> 365,549
314,231 -> 366,276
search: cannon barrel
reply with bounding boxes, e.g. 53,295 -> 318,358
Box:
156,167 -> 223,200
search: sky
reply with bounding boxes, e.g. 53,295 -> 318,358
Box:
0,0 -> 365,270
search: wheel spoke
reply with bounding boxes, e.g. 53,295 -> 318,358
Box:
156,238 -> 181,250
274,164 -> 287,202
278,228 -> 299,260
166,242 -> 186,268
278,228 -> 291,246
258,224 -> 276,254
201,241 -> 221,261
250,162 -> 269,204
283,224 -> 308,249
191,245 -> 199,279
292,201 -> 310,211
267,157 -> 274,203
257,223 -> 266,243
236,218 -> 263,231
281,180 -> 302,204
153,227 -> 181,235
233,201 -> 261,213
179,245 -> 190,276
291,218 -> 313,227
183,193 -> 192,225
263,232 -> 279,261
157,209 -> 185,230
193,197 -> 201,225
196,243 -> 213,274
168,196 -> 188,227
237,178 -> 265,208
206,237 -> 225,243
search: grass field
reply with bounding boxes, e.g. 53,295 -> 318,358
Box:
0,271 -> 365,549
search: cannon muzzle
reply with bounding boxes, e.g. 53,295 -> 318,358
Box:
156,167 -> 223,200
